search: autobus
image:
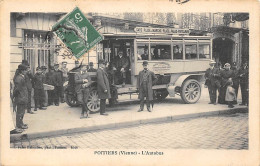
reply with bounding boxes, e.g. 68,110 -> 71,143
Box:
65,33 -> 212,113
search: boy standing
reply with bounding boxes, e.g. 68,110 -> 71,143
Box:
33,67 -> 47,111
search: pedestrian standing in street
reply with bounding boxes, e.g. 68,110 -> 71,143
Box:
60,61 -> 68,102
41,66 -> 48,107
87,62 -> 97,72
54,63 -> 64,105
46,66 -> 56,106
137,61 -> 157,112
239,62 -> 249,106
33,67 -> 47,111
225,80 -> 236,108
218,63 -> 234,104
13,64 -> 29,130
231,62 -> 240,104
205,60 -> 220,105
97,59 -> 111,116
75,64 -> 91,119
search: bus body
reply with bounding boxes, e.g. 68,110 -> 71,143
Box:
65,33 -> 212,113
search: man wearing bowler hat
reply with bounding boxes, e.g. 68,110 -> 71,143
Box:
54,62 -> 64,105
74,64 -> 91,119
137,61 -> 157,112
13,64 -> 29,130
97,59 -> 111,116
205,60 -> 220,105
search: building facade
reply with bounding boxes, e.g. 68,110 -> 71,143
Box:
10,12 -> 249,79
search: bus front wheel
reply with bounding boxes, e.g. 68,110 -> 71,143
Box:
181,79 -> 201,104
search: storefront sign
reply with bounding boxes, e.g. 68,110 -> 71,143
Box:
52,7 -> 103,59
152,62 -> 171,74
134,27 -> 190,35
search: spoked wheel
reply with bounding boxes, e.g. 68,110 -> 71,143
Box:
86,88 -> 100,113
65,94 -> 80,107
181,79 -> 201,104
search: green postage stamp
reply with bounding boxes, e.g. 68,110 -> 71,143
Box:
52,7 -> 103,59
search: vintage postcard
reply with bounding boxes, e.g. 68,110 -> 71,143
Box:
0,0 -> 259,165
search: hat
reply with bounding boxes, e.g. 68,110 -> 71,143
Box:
18,64 -> 27,71
49,66 -> 54,70
41,66 -> 47,70
89,62 -> 94,66
98,59 -> 106,64
22,60 -> 29,66
62,61 -> 67,64
36,67 -> 41,71
209,60 -> 216,64
54,62 -> 59,66
142,61 -> 148,66
75,60 -> 79,64
118,51 -> 123,54
224,63 -> 231,67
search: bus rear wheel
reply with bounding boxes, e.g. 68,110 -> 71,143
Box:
181,79 -> 201,104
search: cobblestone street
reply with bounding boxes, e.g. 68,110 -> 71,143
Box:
11,113 -> 248,150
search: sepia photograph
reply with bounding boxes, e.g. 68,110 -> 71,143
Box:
1,0 -> 259,166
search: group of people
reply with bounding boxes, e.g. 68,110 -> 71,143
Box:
205,60 -> 249,108
11,59 -> 98,132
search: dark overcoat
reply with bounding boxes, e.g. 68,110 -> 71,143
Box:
96,68 -> 111,99
14,74 -> 28,104
137,70 -> 157,100
74,71 -> 91,93
33,73 -> 44,89
54,70 -> 63,86
45,72 -> 56,86
220,69 -> 234,86
205,67 -> 221,88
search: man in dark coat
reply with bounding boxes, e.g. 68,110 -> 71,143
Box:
46,66 -> 56,105
41,66 -> 48,107
205,60 -> 220,105
74,64 -> 91,119
13,64 -> 29,130
239,62 -> 249,106
14,60 -> 34,114
137,61 -> 157,112
54,63 -> 64,105
97,59 -> 111,116
33,67 -> 47,111
231,62 -> 240,104
70,60 -> 81,73
218,63 -> 234,104
112,51 -> 129,86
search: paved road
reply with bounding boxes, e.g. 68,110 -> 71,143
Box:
11,113 -> 248,150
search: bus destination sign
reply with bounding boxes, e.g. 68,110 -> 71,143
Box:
134,27 -> 190,35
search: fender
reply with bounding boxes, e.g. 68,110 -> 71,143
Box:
173,74 -> 204,87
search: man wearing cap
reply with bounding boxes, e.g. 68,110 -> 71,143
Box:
97,59 -> 111,116
41,66 -> 48,107
87,62 -> 97,72
46,66 -> 56,106
61,61 -> 69,81
32,67 -> 47,111
70,60 -> 81,73
137,61 -> 157,112
13,64 -> 29,130
239,62 -> 249,106
113,51 -> 129,86
205,60 -> 220,105
218,63 -> 235,104
231,62 -> 240,104
75,64 -> 91,118
54,62 -> 64,105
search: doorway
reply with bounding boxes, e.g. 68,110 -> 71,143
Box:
213,37 -> 234,66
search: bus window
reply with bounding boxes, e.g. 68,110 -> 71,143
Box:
150,43 -> 171,60
137,43 -> 148,60
199,44 -> 210,59
185,44 -> 197,59
173,44 -> 183,60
